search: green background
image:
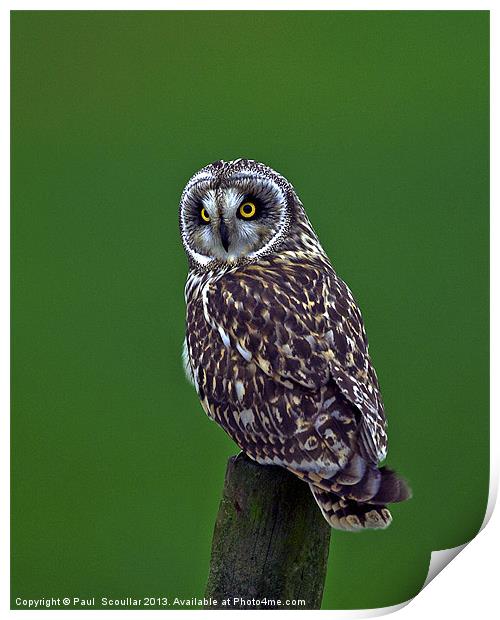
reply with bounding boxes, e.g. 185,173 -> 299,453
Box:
11,11 -> 489,610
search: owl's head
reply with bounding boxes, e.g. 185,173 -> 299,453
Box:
179,159 -> 304,268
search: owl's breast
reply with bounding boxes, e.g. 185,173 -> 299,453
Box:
186,288 -> 293,435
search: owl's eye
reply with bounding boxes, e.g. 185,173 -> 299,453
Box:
200,207 -> 210,223
238,201 -> 257,219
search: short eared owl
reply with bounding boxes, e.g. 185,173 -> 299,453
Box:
179,159 -> 410,530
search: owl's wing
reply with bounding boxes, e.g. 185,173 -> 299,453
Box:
207,258 -> 387,464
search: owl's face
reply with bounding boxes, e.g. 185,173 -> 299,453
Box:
179,159 -> 297,267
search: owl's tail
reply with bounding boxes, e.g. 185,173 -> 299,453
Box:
323,453 -> 412,505
308,459 -> 412,530
309,484 -> 393,531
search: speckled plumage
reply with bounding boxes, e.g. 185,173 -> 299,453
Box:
180,159 -> 410,531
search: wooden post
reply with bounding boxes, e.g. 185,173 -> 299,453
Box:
205,454 -> 331,610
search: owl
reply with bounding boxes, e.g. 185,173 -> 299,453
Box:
179,159 -> 410,531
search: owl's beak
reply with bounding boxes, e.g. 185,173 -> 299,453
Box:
219,220 -> 230,252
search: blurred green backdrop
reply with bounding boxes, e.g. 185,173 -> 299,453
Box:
11,10 -> 489,610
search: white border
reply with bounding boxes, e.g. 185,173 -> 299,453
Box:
3,2 -> 495,618
0,1 -> 497,9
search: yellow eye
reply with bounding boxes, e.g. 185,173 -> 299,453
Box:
200,207 -> 210,223
239,201 -> 257,219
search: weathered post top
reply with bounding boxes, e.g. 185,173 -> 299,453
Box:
205,454 -> 332,610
